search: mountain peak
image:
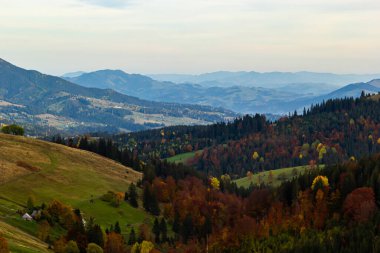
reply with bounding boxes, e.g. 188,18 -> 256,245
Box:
369,79 -> 380,88
0,58 -> 10,65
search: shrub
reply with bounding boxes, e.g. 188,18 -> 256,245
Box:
1,124 -> 24,136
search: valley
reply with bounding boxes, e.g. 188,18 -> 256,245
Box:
0,59 -> 236,136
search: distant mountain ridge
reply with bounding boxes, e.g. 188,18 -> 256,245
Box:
65,69 -> 380,114
65,70 -> 314,114
0,58 -> 236,135
149,71 -> 380,88
286,79 -> 380,110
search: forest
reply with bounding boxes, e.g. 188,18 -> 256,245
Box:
58,94 -> 380,178
21,94 -> 380,252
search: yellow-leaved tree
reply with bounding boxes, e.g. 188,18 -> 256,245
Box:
311,175 -> 329,190
210,177 -> 220,190
140,241 -> 155,253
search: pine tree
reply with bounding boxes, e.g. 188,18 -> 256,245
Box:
114,221 -> 121,234
202,215 -> 212,238
128,227 -> 136,245
87,222 -> 104,248
150,192 -> 160,216
160,218 -> 168,243
26,196 -> 35,212
152,218 -> 160,243
143,183 -> 160,215
143,183 -> 151,212
128,183 -> 138,208
78,137 -> 89,150
172,211 -> 180,235
182,214 -> 193,243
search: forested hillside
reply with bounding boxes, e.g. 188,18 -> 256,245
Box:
92,93 -> 380,178
45,94 -> 380,252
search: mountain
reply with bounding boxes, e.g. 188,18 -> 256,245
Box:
64,69 -> 314,114
0,59 -> 236,135
61,71 -> 87,78
149,71 -> 380,89
286,79 -> 380,111
64,69 -> 190,99
321,81 -> 380,100
66,70 -> 380,115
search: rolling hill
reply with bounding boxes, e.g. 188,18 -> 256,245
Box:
64,70 -> 313,114
149,71 -> 380,88
0,220 -> 50,253
0,58 -> 236,135
65,69 -> 380,114
287,79 -> 380,111
0,133 -> 151,243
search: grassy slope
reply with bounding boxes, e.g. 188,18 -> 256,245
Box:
166,150 -> 203,164
234,165 -> 325,188
0,220 -> 50,253
0,134 -> 150,241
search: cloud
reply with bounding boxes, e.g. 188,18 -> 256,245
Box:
80,0 -> 130,8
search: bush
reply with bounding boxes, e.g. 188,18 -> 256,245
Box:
86,243 -> 103,253
1,124 -> 24,136
0,236 -> 9,253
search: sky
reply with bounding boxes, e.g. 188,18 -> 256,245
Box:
0,0 -> 379,75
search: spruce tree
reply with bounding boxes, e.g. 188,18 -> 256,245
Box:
172,211 -> 180,235
128,227 -> 136,245
152,218 -> 160,243
182,214 -> 193,243
128,183 -> 138,208
150,192 -> 160,216
160,218 -> 168,243
143,183 -> 151,212
114,221 -> 121,234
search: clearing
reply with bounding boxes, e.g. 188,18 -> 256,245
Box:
234,165 -> 325,188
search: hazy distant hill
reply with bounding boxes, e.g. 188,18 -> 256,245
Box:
149,71 -> 380,89
61,71 -> 87,78
0,59 -> 236,135
65,69 -> 380,114
286,80 -> 380,111
65,70 -> 314,114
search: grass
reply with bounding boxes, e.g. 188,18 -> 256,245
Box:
0,133 -> 151,244
0,220 -> 50,253
234,165 -> 325,188
166,150 -> 203,164
78,198 -> 152,236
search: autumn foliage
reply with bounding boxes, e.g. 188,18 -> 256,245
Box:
0,236 -> 9,253
343,187 -> 377,223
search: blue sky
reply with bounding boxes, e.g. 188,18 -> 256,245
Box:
0,0 -> 379,75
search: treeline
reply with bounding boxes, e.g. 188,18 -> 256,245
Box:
113,114 -> 267,161
99,95 -> 380,178
189,96 -> 380,176
52,135 -> 143,171
55,95 -> 380,179
51,135 -> 206,182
